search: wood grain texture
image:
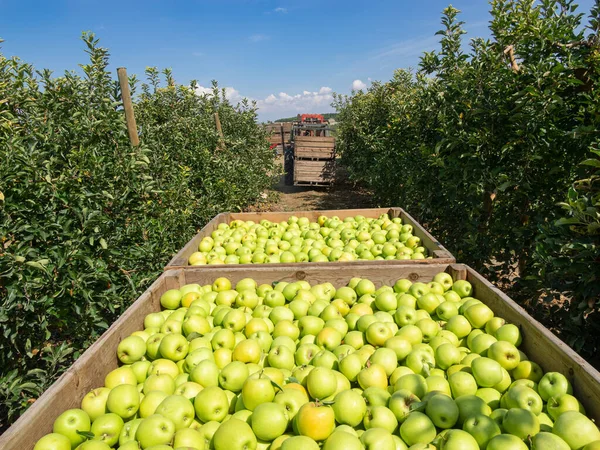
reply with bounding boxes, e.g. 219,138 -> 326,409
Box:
165,208 -> 456,269
0,272 -> 180,450
3,264 -> 599,449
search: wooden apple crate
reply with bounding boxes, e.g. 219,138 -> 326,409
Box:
293,159 -> 335,186
293,136 -> 335,160
2,263 -> 599,449
165,207 -> 455,270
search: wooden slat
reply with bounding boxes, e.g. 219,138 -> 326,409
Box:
463,267 -> 600,421
0,270 -> 185,450
2,263 -> 599,450
165,208 -> 456,268
294,147 -> 335,160
294,136 -> 335,144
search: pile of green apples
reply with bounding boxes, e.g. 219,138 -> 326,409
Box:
34,273 -> 600,450
187,214 -> 430,265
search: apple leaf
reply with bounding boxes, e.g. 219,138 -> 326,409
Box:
409,401 -> 427,412
76,430 -> 95,440
270,379 -> 284,392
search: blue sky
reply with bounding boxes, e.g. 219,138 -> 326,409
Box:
0,0 -> 596,121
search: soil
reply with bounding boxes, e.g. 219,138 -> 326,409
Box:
248,162 -> 377,212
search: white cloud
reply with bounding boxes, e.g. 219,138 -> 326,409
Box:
352,79 -> 367,90
192,51 -> 204,57
195,83 -> 337,121
249,34 -> 269,43
274,7 -> 287,13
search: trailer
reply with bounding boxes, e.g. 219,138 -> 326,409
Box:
288,114 -> 336,186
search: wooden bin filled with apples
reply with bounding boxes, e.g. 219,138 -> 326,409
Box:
3,263 -> 600,450
165,207 -> 456,270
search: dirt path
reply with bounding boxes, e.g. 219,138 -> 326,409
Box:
250,164 -> 377,212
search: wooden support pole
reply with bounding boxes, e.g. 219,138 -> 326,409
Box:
214,111 -> 225,151
117,67 -> 140,147
504,45 -> 520,72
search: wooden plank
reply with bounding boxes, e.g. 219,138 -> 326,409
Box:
165,208 -> 457,269
0,270 -> 184,450
116,68 -> 139,147
294,136 -> 335,144
3,263 -> 599,450
294,147 -> 336,160
464,267 -> 600,421
293,142 -> 335,150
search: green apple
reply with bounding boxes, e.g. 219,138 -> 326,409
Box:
469,333 -> 497,355
118,336 -> 147,364
172,427 -> 205,449
105,366 -> 137,389
135,414 -> 176,448
306,367 -> 337,400
250,402 -> 289,441
90,413 -> 124,447
157,333 -> 189,362
365,322 -> 394,347
486,434 -> 528,450
160,289 -> 182,310
143,374 -> 175,395
274,388 -> 308,422
502,408 -> 539,439
332,389 -> 367,427
439,429 -> 479,450
242,375 -> 276,411
280,435 -> 320,450
445,315 -> 472,339
213,418 -> 258,449
452,280 -> 472,298
322,430 -> 363,450
448,372 -> 478,398
139,390 -> 169,418
81,387 -> 111,422
455,395 -> 491,427
504,385 -> 543,415
106,384 -> 140,420
119,418 -> 142,446
339,353 -> 363,382
475,387 -> 501,410
358,363 -> 388,390
76,442 -> 111,450
394,373 -> 428,398
530,432 -> 570,450
538,372 -> 572,401
487,341 -> 520,370
394,279 -> 413,293
218,361 -> 249,393
363,405 -> 398,433
436,343 -> 462,370
464,304 -> 494,329
194,386 -> 229,422
470,357 -> 503,388
425,393 -> 458,428
547,393 -> 585,420
361,386 -> 390,408
495,324 -> 522,346
399,411 -> 436,446
33,433 -> 72,450
360,428 -> 396,450
155,395 -> 195,430
462,414 -> 500,449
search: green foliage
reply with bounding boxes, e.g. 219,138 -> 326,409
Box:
335,2 -> 600,357
0,33 -> 276,429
